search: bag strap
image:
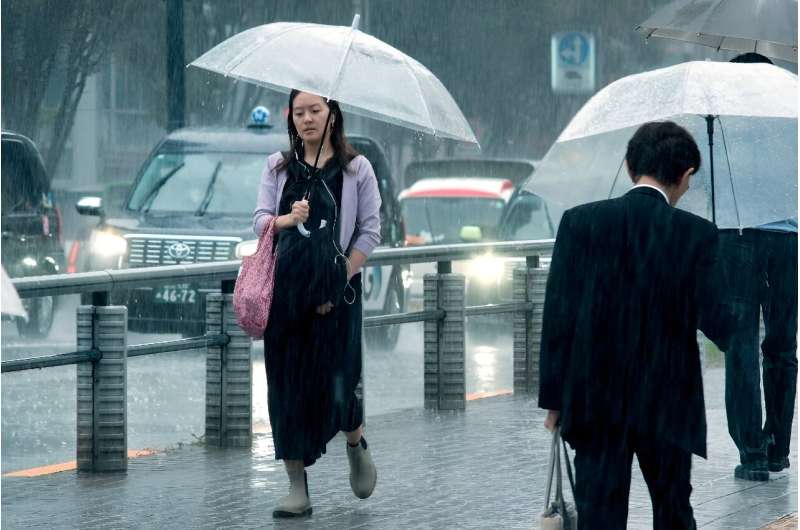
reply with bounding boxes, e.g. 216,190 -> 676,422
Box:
554,428 -> 566,512
562,437 -> 576,499
544,422 -> 557,510
253,216 -> 278,256
543,426 -> 559,510
259,216 -> 275,239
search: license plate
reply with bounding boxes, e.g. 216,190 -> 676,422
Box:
154,283 -> 196,304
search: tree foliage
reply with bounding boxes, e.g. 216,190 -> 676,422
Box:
2,1 -> 135,173
3,0 -> 741,179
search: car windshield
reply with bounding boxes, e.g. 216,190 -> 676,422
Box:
1,139 -> 48,214
401,197 -> 505,245
127,151 -> 266,215
500,192 -> 555,241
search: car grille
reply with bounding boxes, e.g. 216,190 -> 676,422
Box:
125,235 -> 241,266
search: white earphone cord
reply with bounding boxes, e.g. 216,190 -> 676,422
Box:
320,175 -> 356,305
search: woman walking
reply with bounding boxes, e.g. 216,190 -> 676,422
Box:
253,90 -> 381,518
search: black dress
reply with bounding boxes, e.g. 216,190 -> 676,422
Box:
264,157 -> 364,467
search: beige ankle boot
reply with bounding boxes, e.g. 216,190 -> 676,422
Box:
346,437 -> 377,499
272,469 -> 312,518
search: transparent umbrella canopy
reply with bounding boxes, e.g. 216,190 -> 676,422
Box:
637,0 -> 798,63
189,15 -> 477,145
529,61 -> 798,230
1,266 -> 27,320
529,116 -> 798,230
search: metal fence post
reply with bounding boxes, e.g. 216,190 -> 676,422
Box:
424,271 -> 466,411
512,266 -> 532,395
205,281 -> 252,448
513,257 -> 547,395
76,300 -> 128,472
528,267 -> 548,393
205,293 -> 224,446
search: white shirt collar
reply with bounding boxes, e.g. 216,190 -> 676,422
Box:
632,184 -> 669,204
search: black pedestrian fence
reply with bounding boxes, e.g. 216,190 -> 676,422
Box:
2,239 -> 554,472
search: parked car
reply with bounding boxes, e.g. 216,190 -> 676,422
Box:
77,109 -> 407,349
1,130 -> 66,337
398,158 -> 535,307
400,177 -> 513,246
489,188 -> 560,301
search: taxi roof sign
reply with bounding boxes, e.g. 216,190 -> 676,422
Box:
248,106 -> 272,128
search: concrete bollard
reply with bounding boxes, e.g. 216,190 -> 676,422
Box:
76,304 -> 128,472
205,292 -> 252,447
512,266 -> 532,395
424,272 -> 466,411
512,264 -> 548,395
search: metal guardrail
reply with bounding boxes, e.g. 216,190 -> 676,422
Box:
2,238 -> 555,472
1,349 -> 102,373
1,334 -> 230,372
10,239 -> 556,298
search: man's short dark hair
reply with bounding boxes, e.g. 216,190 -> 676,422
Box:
730,52 -> 774,65
625,121 -> 701,187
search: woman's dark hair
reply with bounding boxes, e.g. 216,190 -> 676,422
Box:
625,121 -> 701,187
277,89 -> 359,172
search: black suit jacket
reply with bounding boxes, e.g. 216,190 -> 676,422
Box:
538,187 -> 733,458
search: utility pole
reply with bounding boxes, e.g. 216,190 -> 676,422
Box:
166,0 -> 185,131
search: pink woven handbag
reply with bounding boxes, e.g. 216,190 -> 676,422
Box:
233,217 -> 277,338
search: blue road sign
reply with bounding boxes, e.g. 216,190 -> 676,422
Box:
558,32 -> 590,66
551,31 -> 596,94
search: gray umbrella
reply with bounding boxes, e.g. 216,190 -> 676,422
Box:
637,0 -> 798,63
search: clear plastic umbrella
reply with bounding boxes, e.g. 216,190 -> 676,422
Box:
637,0 -> 798,63
1,266 -> 27,320
189,15 -> 477,145
528,61 -> 798,229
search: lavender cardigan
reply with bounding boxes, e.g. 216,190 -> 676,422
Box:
252,152 -> 382,257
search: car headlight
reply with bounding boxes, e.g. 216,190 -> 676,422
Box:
235,239 -> 258,258
90,230 -> 127,257
466,255 -> 506,285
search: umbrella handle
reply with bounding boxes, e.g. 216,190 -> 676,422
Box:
706,115 -> 716,224
297,222 -> 311,238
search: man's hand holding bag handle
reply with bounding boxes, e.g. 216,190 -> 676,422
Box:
540,427 -> 578,530
234,216 -> 278,338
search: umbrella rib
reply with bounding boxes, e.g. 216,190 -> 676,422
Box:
399,53 -> 436,136
223,24 -> 314,77
716,117 -> 743,231
327,27 -> 358,99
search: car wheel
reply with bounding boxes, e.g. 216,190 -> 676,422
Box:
16,296 -> 55,338
364,277 -> 404,351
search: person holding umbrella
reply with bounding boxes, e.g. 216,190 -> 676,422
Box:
718,52 -> 798,482
539,121 -> 734,529
191,14 -> 477,518
253,89 -> 381,518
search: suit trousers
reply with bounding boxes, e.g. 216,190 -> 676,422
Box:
570,430 -> 696,530
719,230 -> 798,463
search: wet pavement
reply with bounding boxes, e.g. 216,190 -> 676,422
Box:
2,358 -> 797,528
2,295 -> 797,528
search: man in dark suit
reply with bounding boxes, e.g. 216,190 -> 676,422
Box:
538,121 -> 733,529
